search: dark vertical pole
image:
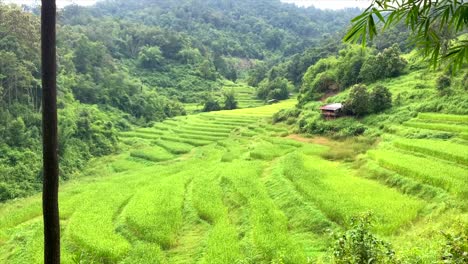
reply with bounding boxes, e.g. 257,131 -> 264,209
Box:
41,0 -> 60,263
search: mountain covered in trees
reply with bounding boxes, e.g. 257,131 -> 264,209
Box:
0,0 -> 360,201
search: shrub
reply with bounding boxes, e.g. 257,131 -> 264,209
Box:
440,223 -> 468,264
370,85 -> 392,113
202,98 -> 221,112
321,136 -> 376,162
257,77 -> 291,101
138,46 -> 164,69
312,72 -> 339,94
300,71 -> 339,104
359,44 -> 407,83
344,84 -> 370,117
223,89 -> 238,110
333,212 -> 399,264
436,75 -> 451,95
272,108 -> 301,124
462,73 -> 468,90
299,114 -> 366,137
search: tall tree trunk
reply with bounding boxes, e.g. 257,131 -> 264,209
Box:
41,1 -> 60,263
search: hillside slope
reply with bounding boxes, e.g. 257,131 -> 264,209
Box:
1,96 -> 466,263
0,0 -> 360,201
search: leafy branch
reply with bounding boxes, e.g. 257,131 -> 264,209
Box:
344,0 -> 468,72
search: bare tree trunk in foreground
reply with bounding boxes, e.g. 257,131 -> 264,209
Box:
41,0 -> 60,263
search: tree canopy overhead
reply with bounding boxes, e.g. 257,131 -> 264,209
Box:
345,0 -> 468,72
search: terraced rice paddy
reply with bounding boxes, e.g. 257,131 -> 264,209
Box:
0,103 -> 466,263
183,81 -> 264,113
367,113 -> 468,203
403,113 -> 468,135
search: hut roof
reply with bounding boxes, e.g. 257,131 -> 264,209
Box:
320,103 -> 342,111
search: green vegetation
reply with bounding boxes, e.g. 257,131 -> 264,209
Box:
393,138 -> 468,166
332,213 -> 398,264
344,0 -> 468,72
437,75 -> 452,95
368,149 -> 468,199
418,113 -> 468,123
0,100 -> 461,263
153,140 -> 193,155
2,0 -> 354,199
130,147 -> 174,162
345,84 -> 371,116
1,0 -> 468,263
1,94 -> 468,263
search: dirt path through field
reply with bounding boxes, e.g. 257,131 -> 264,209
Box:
286,134 -> 331,146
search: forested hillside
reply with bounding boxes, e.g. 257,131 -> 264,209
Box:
1,0 -> 467,263
0,0 -> 358,201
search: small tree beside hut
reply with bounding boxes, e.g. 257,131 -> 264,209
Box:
320,84 -> 392,119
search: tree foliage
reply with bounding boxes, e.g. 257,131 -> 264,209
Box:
0,0 -> 390,202
257,77 -> 292,101
299,45 -> 372,104
223,89 -> 238,110
440,222 -> 468,264
138,46 -> 164,69
437,74 -> 452,95
360,44 -> 407,83
202,97 -> 222,112
370,85 -> 393,112
345,84 -> 371,117
333,212 -> 398,264
344,0 -> 468,72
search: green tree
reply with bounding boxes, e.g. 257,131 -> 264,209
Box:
336,45 -> 367,88
223,89 -> 238,110
257,77 -> 291,101
247,62 -> 268,87
345,0 -> 468,72
177,47 -> 202,64
359,44 -> 407,83
202,97 -> 221,112
73,36 -> 110,74
436,75 -> 452,95
0,50 -> 35,105
265,29 -> 284,50
199,60 -> 217,81
138,46 -> 164,69
6,117 -> 29,148
370,85 -> 392,112
345,84 -> 370,117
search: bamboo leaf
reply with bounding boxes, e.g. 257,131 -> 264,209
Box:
372,8 -> 386,22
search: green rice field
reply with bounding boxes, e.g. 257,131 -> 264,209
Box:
184,81 -> 264,113
0,100 -> 467,263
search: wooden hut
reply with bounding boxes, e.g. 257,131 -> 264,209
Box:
319,103 -> 342,119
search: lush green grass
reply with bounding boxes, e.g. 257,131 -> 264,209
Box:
171,128 -> 230,137
220,160 -> 308,263
368,149 -> 468,199
282,153 -> 424,235
67,186 -> 132,262
130,146 -> 174,162
160,135 -> 212,146
153,139 -> 193,154
404,121 -> 468,133
119,131 -> 161,140
393,138 -> 468,165
111,156 -> 148,172
183,81 -> 264,113
120,172 -> 188,248
249,140 -> 296,160
0,99 -> 467,263
418,113 -> 468,123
